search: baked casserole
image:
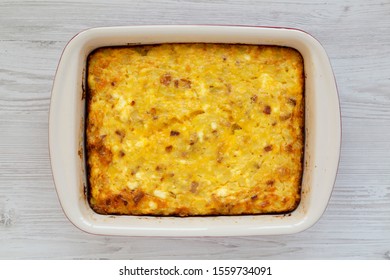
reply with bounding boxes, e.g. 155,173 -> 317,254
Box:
86,43 -> 304,216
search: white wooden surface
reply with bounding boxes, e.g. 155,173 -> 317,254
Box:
0,0 -> 389,260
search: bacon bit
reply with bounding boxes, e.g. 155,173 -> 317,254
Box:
250,95 -> 258,103
190,181 -> 199,193
231,123 -> 242,133
189,110 -> 205,118
266,179 -> 275,186
165,145 -> 173,152
130,100 -> 136,106
264,145 -> 273,152
260,201 -> 270,208
280,113 -> 292,121
170,130 -> 180,136
150,107 -> 158,119
117,194 -> 128,206
287,97 -> 297,106
263,105 -> 271,114
93,141 -> 112,165
115,130 -> 125,142
130,166 -> 140,176
278,167 -> 290,177
155,165 -> 162,171
160,73 -> 172,86
160,173 -> 174,182
251,195 -> 258,200
111,81 -> 116,86
119,151 -> 125,157
174,78 -> 192,89
180,79 -> 191,88
133,191 -> 144,205
286,144 -> 293,153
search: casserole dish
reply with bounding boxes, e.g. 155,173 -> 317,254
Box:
49,25 -> 341,236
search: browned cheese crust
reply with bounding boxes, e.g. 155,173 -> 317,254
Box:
86,44 -> 304,216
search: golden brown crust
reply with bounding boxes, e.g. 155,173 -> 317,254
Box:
86,43 -> 304,216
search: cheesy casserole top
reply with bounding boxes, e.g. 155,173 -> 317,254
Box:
86,43 -> 304,216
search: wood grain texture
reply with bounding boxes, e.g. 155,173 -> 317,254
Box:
0,0 -> 389,260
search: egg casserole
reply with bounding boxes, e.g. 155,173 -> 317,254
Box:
86,43 -> 304,216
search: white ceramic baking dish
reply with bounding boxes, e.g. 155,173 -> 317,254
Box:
49,25 -> 341,236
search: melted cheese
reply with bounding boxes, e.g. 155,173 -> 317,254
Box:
86,44 -> 304,216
